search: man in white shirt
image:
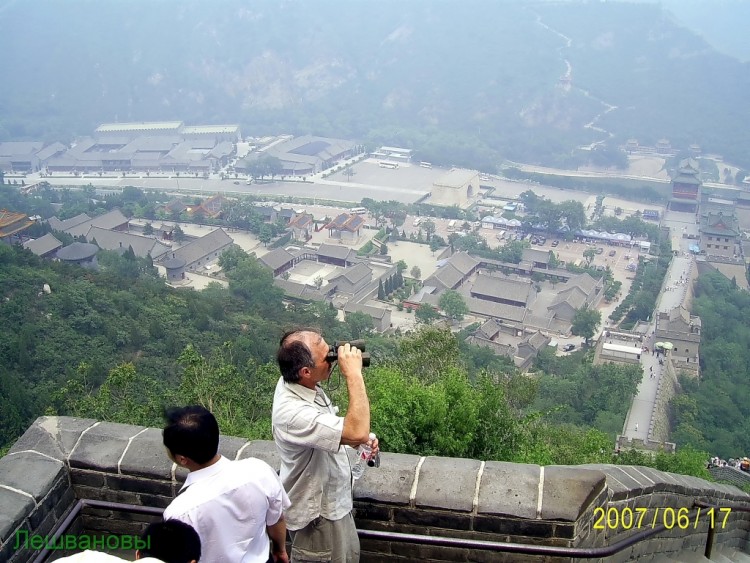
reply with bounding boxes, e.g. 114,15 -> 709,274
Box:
162,405 -> 290,563
272,329 -> 378,562
54,520 -> 201,563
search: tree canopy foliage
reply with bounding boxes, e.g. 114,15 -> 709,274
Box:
571,307 -> 602,344
669,271 -> 750,458
0,226 -> 712,478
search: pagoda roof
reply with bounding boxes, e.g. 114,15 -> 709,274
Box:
672,173 -> 701,186
0,209 -> 34,238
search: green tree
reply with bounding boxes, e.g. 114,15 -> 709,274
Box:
415,304 -> 440,324
259,224 -> 273,246
439,290 -> 469,322
377,279 -> 385,300
384,276 -> 393,295
422,219 -> 436,240
225,255 -> 284,316
410,265 -> 422,280
345,311 -> 373,338
143,223 -> 154,236
218,246 -> 250,274
429,238 -> 442,255
177,344 -> 276,438
571,307 -> 602,345
583,247 -> 596,266
246,155 -> 284,180
173,225 -> 186,242
61,362 -> 168,428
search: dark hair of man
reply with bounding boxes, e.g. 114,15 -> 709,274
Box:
277,328 -> 318,383
162,405 -> 219,465
140,520 -> 201,563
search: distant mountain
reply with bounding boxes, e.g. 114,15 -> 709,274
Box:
0,0 -> 748,169
660,0 -> 750,62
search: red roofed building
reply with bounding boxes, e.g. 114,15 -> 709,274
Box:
323,213 -> 365,243
289,213 -> 314,241
191,194 -> 230,219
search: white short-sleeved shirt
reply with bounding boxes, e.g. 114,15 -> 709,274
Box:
54,554 -> 162,562
163,456 -> 290,563
272,377 -> 353,530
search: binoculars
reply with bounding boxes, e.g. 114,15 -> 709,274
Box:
326,340 -> 371,367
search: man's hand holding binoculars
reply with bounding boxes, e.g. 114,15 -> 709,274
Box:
335,342 -> 364,380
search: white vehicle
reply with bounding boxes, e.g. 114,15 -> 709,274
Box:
379,161 -> 398,169
419,161 -> 432,168
495,230 -> 506,241
350,207 -> 367,215
413,218 -> 422,227
447,219 -> 457,231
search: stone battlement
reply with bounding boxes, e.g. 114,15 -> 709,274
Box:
1,417 -> 749,562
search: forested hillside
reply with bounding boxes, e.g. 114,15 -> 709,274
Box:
670,271 -> 750,459
1,1 -> 748,169
0,236 -> 706,478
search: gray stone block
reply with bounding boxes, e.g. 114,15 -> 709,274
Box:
119,428 -> 173,479
8,416 -> 98,461
29,475 -> 70,529
541,466 -> 605,521
615,465 -> 660,494
73,484 -> 139,505
55,488 -> 77,519
218,435 -> 248,460
353,452 -> 419,505
478,461 -> 540,519
0,452 -> 66,502
237,440 -> 281,471
106,475 -> 173,497
353,502 -> 391,522
69,421 -> 146,472
601,465 -> 646,496
414,457 -> 480,512
137,492 -> 173,510
582,463 -> 630,499
30,509 -> 57,539
473,515 -> 554,538
636,466 -> 680,492
70,469 -> 106,488
393,508 -> 472,531
0,488 -> 34,545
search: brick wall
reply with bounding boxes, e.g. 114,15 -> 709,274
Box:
709,466 -> 750,489
1,417 -> 749,562
650,360 -> 679,442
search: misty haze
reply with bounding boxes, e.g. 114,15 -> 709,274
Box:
2,2 -> 750,561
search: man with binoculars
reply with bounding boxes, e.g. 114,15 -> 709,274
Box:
272,329 -> 379,562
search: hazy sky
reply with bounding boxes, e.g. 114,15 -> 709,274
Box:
660,0 -> 750,61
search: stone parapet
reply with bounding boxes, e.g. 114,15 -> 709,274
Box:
650,361 -> 679,442
0,417 -> 749,562
709,466 -> 750,489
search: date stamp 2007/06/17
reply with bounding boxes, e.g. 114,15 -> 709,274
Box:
593,507 -> 732,531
